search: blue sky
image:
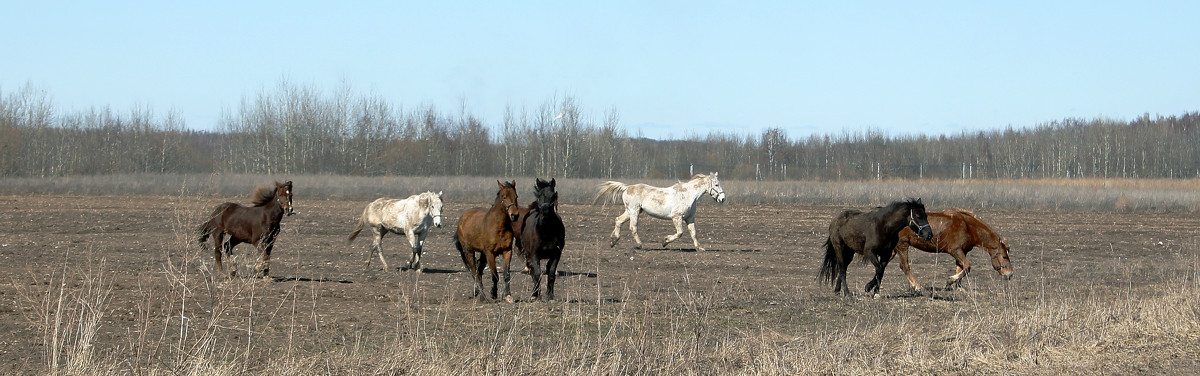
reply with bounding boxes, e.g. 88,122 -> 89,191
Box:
2,1 -> 1197,139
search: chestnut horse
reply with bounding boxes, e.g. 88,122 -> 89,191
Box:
197,181 -> 294,278
455,181 -> 520,302
819,199 -> 933,298
514,178 -> 566,301
892,208 -> 1014,292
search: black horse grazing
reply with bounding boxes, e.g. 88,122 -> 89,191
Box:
819,198 -> 933,298
514,178 -> 566,301
198,181 -> 295,278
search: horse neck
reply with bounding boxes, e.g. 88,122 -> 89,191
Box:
262,197 -> 284,221
882,204 -> 912,233
485,197 -> 512,225
680,178 -> 709,202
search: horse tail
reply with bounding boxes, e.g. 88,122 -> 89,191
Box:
818,238 -> 842,286
197,203 -> 230,245
593,181 -> 628,205
348,205 -> 370,243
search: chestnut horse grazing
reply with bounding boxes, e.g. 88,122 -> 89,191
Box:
197,181 -> 295,278
456,181 -> 520,302
893,208 -> 1014,292
514,178 -> 566,301
594,172 -> 726,251
348,191 -> 444,272
819,199 -> 933,298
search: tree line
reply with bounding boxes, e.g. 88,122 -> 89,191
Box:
2,81 -> 1198,180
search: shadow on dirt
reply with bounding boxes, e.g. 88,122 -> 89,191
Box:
272,276 -> 354,283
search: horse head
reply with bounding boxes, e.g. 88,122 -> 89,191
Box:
534,178 -> 559,214
497,180 -> 520,223
423,191 -> 444,228
707,172 -> 726,203
277,181 -> 295,216
993,237 -> 1014,280
906,198 -> 932,241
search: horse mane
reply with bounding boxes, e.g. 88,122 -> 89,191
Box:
250,185 -> 277,207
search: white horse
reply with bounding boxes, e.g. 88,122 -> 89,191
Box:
594,172 -> 726,251
348,191 -> 444,271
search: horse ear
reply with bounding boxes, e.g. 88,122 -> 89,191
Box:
497,180 -> 504,189
549,178 -> 556,188
437,191 -> 443,199
712,172 -> 718,177
511,180 -> 517,188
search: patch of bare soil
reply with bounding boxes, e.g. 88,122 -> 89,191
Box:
1,194 -> 1197,374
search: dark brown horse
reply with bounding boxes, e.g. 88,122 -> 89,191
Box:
197,181 -> 294,278
456,180 -> 520,302
819,199 -> 933,298
514,178 -> 565,301
892,208 -> 1014,292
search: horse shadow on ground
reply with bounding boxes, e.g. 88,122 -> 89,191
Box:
887,288 -> 962,302
519,269 -> 598,278
272,276 -> 354,284
402,267 -> 460,274
632,247 -> 762,253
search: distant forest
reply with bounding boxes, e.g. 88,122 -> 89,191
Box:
2,82 -> 1198,180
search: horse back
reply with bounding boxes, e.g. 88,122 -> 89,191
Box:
218,202 -> 277,245
948,209 -> 1004,249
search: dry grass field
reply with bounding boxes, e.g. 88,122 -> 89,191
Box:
1,175 -> 1198,375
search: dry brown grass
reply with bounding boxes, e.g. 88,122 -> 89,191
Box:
2,174 -> 1197,211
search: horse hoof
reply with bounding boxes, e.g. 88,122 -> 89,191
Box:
696,247 -> 706,252
872,293 -> 881,299
504,295 -> 515,304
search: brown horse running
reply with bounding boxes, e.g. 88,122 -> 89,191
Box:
455,180 -> 520,302
892,208 -> 1014,292
197,181 -> 295,278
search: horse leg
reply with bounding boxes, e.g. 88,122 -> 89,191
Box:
663,216 -> 684,248
610,212 -> 629,248
836,249 -> 853,296
484,252 -> 499,301
628,210 -> 643,249
256,242 -> 273,279
946,248 -> 970,290
868,251 -> 890,299
412,232 -> 426,272
545,256 -> 560,301
894,243 -> 923,293
863,251 -> 883,297
212,232 -> 227,276
686,217 -> 703,252
404,229 -> 420,271
501,250 -> 514,303
528,253 -> 544,301
368,227 -> 390,271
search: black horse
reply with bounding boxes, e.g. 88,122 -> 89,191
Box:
819,198 -> 933,298
514,178 -> 566,301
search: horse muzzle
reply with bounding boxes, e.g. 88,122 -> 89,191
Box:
715,192 -> 726,203
286,208 -> 295,216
